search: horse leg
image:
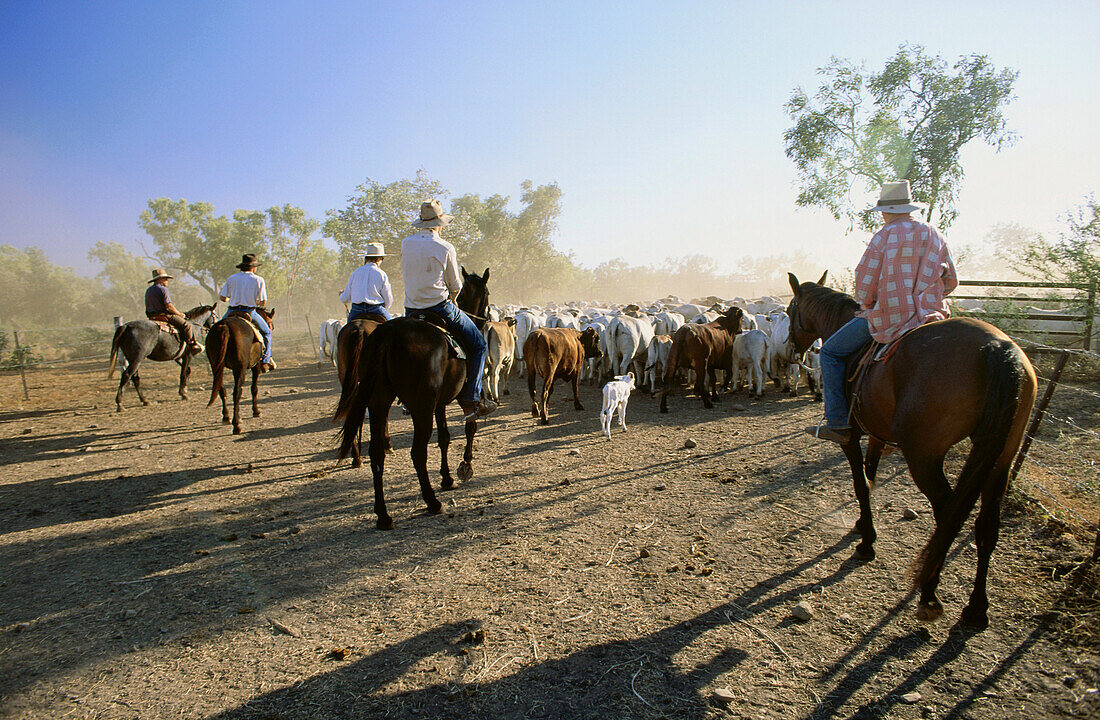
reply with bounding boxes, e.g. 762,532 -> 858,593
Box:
962,468 -> 1009,628
457,411 -> 475,482
436,404 -> 455,490
904,452 -> 954,621
115,359 -> 137,412
251,366 -> 261,417
842,439 -> 876,560
131,369 -> 150,406
368,399 -> 394,530
179,356 -> 191,400
218,383 -> 230,424
864,437 -> 885,485
352,424 -> 363,468
410,410 -> 443,516
231,368 -> 244,434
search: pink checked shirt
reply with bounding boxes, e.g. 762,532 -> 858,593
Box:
854,218 -> 958,343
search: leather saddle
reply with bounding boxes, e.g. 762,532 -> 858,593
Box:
226,310 -> 266,345
405,309 -> 467,361
844,335 -> 907,444
147,313 -> 177,335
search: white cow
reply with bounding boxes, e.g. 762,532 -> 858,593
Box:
766,312 -> 802,395
600,372 -> 636,440
513,309 -> 546,375
608,314 -> 655,379
546,311 -> 582,330
644,334 -> 673,395
318,318 -> 344,366
652,311 -> 685,337
482,319 -> 516,403
732,329 -> 769,398
582,316 -> 614,384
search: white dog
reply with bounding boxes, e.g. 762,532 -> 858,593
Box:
600,372 -> 635,440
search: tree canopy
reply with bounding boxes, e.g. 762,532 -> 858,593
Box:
785,44 -> 1018,231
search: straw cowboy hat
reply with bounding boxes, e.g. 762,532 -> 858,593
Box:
147,268 -> 174,283
364,242 -> 387,259
236,253 -> 262,270
411,200 -> 453,229
868,180 -> 926,214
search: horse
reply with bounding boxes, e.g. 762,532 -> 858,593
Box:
334,315 -> 386,468
785,272 -> 1037,628
205,307 -> 276,434
107,305 -> 218,412
335,268 -> 491,530
658,307 -> 744,413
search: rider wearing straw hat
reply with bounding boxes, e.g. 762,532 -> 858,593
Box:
401,200 -> 497,421
807,180 -> 958,444
340,242 -> 394,323
144,268 -> 203,354
218,253 -> 276,372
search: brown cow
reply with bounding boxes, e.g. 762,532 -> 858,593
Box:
524,327 -> 602,425
659,307 -> 744,413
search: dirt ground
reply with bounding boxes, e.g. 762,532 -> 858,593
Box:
1,352 -> 1098,720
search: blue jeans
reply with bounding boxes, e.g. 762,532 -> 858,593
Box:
408,301 -> 487,403
820,317 -> 872,428
348,303 -> 392,323
229,306 -> 272,363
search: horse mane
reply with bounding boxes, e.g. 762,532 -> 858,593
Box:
797,283 -> 859,337
184,304 -> 213,319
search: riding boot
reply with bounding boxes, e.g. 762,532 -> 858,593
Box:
459,398 -> 498,421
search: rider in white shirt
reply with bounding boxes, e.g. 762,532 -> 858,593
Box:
219,253 -> 275,372
340,243 -> 393,322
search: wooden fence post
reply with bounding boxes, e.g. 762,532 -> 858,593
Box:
113,316 -> 128,371
13,330 -> 29,400
1086,278 -> 1096,351
304,314 -> 316,362
1010,349 -> 1070,486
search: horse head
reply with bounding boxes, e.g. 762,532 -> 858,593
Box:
785,271 -> 855,352
457,267 -> 491,328
256,307 -> 276,330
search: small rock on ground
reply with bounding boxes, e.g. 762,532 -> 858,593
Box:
792,600 -> 814,621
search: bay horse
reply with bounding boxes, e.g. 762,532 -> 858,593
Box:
785,272 -> 1037,627
335,268 -> 491,530
205,307 -> 276,435
334,315 -> 386,468
658,307 -> 744,413
108,305 -> 218,412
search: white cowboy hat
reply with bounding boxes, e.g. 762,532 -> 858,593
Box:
364,242 -> 387,258
411,199 -> 454,228
148,268 -> 174,283
868,180 -> 925,214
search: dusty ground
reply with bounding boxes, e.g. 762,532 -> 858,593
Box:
1,351 -> 1098,720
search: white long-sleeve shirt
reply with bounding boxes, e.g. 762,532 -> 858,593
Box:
219,271 -> 267,307
401,231 -> 462,309
339,263 -> 393,308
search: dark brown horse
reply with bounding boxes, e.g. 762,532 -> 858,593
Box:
334,315 -> 385,468
658,307 -> 744,412
205,308 -> 276,434
786,272 -> 1037,627
335,269 -> 491,530
108,305 -> 218,412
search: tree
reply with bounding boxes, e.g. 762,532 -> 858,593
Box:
1017,199 -> 1100,293
0,245 -> 99,326
785,44 -> 1017,230
87,241 -> 150,315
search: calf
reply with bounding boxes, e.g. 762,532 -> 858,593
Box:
798,339 -> 823,400
766,312 -> 801,395
524,327 -> 602,425
600,372 -> 635,440
644,334 -> 673,395
732,329 -> 769,398
482,318 -> 516,403
318,318 -> 344,366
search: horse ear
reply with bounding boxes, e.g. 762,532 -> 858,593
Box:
269,308 -> 275,317
788,272 -> 801,297
816,270 -> 828,286
461,266 -> 468,279
483,267 -> 490,281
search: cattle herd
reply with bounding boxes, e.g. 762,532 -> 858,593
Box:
318,293 -> 823,429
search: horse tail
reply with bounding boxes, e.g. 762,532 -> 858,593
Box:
911,339 -> 1032,590
107,325 -> 124,378
333,324 -> 366,423
206,324 -> 229,407
337,326 -> 391,462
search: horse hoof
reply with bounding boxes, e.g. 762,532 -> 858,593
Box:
377,516 -> 394,531
222,418 -> 231,425
115,406 -> 123,413
539,418 -> 550,426
352,458 -> 362,469
427,500 -> 442,515
253,411 -> 261,418
915,600 -> 944,622
233,427 -> 242,435
961,604 -> 989,629
853,544 -> 876,561
180,393 -> 188,401
441,477 -> 455,491
457,462 -> 473,482
142,401 -> 150,406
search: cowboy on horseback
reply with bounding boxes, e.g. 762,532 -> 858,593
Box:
145,268 -> 203,354
340,242 -> 394,322
218,253 -> 276,373
401,200 -> 497,421
807,180 -> 958,444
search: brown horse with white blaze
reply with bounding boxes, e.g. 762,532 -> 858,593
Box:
205,307 -> 275,435
786,272 -> 1037,628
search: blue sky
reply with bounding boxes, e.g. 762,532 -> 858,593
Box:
2,1 -> 1097,285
